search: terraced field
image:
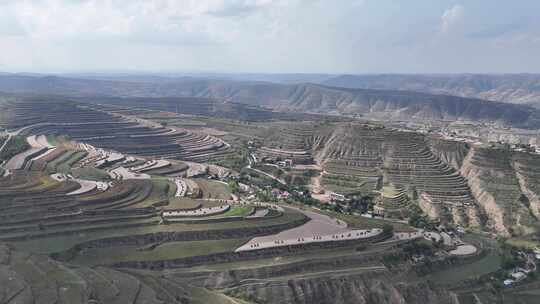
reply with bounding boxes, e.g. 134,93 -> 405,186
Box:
513,152 -> 540,220
310,124 -> 476,223
258,122 -> 316,164
0,135 -> 30,164
461,147 -> 538,235
1,94 -> 539,303
0,98 -> 233,163
244,121 -> 540,236
374,185 -> 410,218
0,99 -> 415,303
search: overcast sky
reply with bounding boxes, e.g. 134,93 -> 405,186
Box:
1,0 -> 539,74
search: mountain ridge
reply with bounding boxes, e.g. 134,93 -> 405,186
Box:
1,74 -> 540,128
323,73 -> 540,107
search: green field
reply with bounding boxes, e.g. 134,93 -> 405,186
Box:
317,209 -> 415,232
221,206 -> 253,217
506,238 -> 540,250
10,207 -> 306,254
426,251 -> 501,286
71,167 -> 111,181
424,234 -> 502,286
46,150 -> 88,173
0,135 -> 29,162
194,178 -> 232,199
70,238 -> 250,266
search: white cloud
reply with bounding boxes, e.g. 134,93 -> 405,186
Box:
5,0 -> 285,44
441,4 -> 465,33
0,0 -> 539,73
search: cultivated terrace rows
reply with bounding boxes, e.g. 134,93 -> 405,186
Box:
0,95 -> 539,303
0,99 -> 233,163
251,121 -> 540,236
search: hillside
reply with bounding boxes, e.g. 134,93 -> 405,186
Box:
324,74 -> 540,107
0,95 -> 538,303
2,74 -> 540,129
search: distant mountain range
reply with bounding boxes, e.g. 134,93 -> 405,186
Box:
323,74 -> 540,107
1,73 -> 540,129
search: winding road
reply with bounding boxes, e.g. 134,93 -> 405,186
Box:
235,206 -> 382,252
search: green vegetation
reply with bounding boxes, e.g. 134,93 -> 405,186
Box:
407,203 -> 436,230
46,150 -> 88,174
0,135 -> 29,162
71,167 -> 111,181
70,238 -> 250,266
222,206 -> 253,217
228,180 -> 240,193
209,149 -> 248,172
46,134 -> 58,146
316,209 -> 414,231
11,207 -> 306,254
194,178 -> 232,199
382,223 -> 394,235
506,238 -> 540,250
3,97 -> 535,304
132,178 -> 172,208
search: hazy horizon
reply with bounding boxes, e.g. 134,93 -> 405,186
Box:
4,71 -> 540,77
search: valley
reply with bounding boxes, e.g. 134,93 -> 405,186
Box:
1,1 -> 539,302
1,93 -> 539,304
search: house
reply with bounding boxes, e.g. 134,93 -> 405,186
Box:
277,159 -> 293,168
411,254 -> 425,263
278,191 -> 290,200
517,267 -> 534,275
330,192 -> 346,202
238,182 -> 251,193
511,271 -> 527,282
503,279 -> 514,287
271,188 -> 281,197
533,247 -> 540,260
373,205 -> 385,216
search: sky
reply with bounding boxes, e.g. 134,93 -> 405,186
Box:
0,0 -> 539,74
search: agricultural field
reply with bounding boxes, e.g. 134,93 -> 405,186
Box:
0,135 -> 30,163
0,95 -> 539,304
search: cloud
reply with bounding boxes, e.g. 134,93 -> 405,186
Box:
468,22 -> 526,39
0,0 -> 539,73
441,4 -> 465,33
0,4 -> 26,36
492,33 -> 540,49
207,0 -> 276,17
5,0 -> 286,45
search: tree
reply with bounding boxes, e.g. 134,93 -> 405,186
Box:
228,180 -> 239,193
382,223 -> 394,235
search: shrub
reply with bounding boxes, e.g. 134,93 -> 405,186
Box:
0,136 -> 30,162
382,223 -> 394,235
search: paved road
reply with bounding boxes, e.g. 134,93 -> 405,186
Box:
449,244 -> 477,256
236,206 -> 382,252
163,205 -> 230,217
247,167 -> 286,185
245,154 -> 286,185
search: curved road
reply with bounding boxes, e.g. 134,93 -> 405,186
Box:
236,206 -> 382,252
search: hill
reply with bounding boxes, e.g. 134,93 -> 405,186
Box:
1,74 -> 540,128
324,74 -> 540,107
